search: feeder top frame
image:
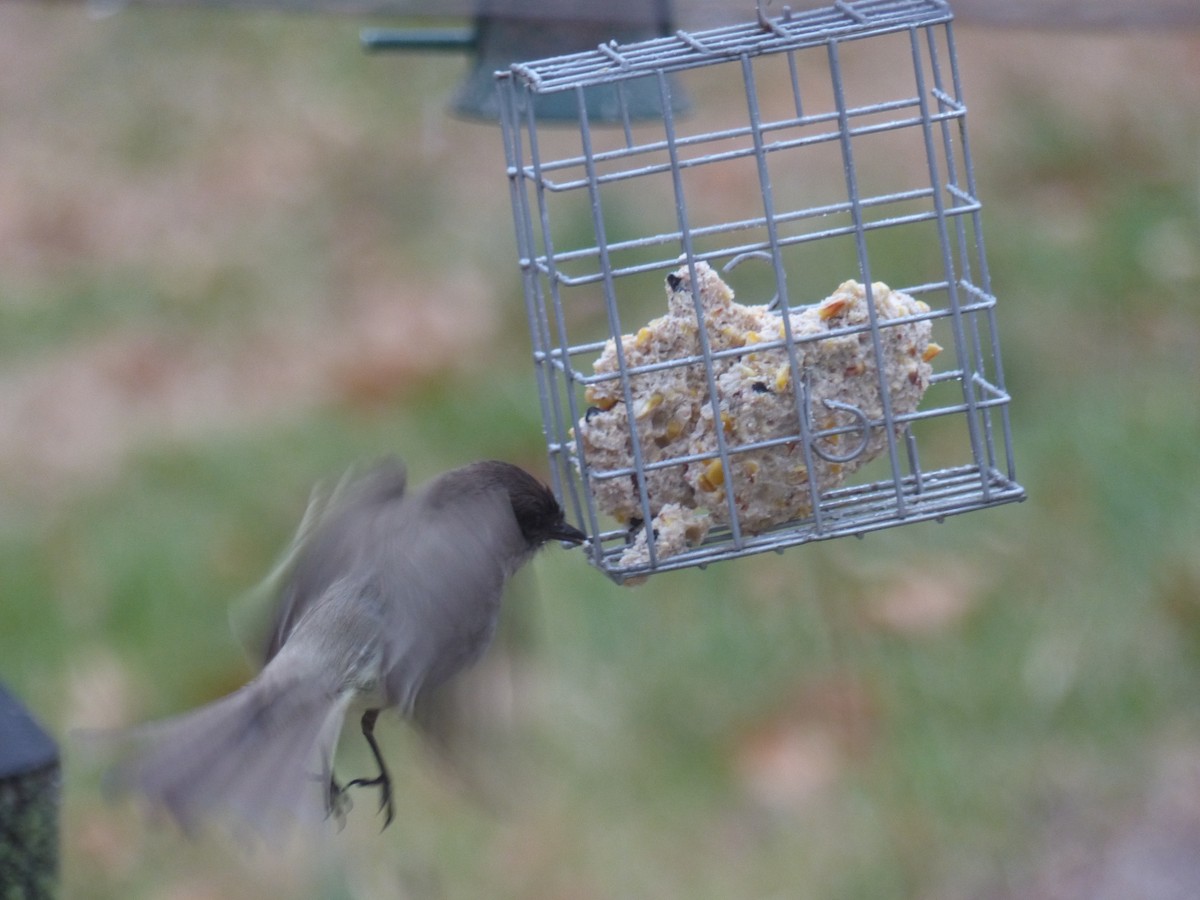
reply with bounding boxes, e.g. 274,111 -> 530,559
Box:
503,0 -> 953,94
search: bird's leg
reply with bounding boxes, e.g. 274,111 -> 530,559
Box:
345,708 -> 394,829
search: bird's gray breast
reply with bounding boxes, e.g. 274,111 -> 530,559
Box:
376,486 -> 521,713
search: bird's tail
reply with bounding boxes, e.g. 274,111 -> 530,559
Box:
96,666 -> 353,839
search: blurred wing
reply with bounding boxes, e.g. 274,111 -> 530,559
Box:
263,458 -> 408,662
228,471 -> 355,665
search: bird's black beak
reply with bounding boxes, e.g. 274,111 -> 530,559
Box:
551,521 -> 587,545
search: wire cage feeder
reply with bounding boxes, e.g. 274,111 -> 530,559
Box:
497,0 -> 1024,583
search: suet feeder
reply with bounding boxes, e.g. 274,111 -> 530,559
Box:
497,0 -> 1025,583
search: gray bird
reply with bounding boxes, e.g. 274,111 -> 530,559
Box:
99,458 -> 585,837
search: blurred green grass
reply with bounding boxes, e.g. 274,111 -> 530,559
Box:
1,5 -> 1199,899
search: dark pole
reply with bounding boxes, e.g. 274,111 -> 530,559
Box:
0,684 -> 60,899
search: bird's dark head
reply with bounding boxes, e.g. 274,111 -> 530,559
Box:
478,461 -> 586,548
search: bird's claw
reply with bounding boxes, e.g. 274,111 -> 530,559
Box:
345,772 -> 394,829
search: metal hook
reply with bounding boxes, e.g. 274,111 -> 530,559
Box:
722,250 -> 781,309
810,398 -> 871,464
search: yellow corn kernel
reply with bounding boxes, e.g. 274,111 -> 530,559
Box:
635,327 -> 653,349
634,392 -> 664,419
583,387 -> 618,412
697,459 -> 726,493
774,365 -> 791,392
922,342 -> 943,362
720,411 -> 735,436
664,419 -> 685,442
818,296 -> 848,320
744,331 -> 761,344
723,328 -> 746,348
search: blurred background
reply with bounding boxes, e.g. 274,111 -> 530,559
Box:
1,2 -> 1198,897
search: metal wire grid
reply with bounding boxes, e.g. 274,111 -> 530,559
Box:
498,0 -> 1024,582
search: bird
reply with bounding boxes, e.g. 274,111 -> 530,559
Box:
96,458 -> 585,838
